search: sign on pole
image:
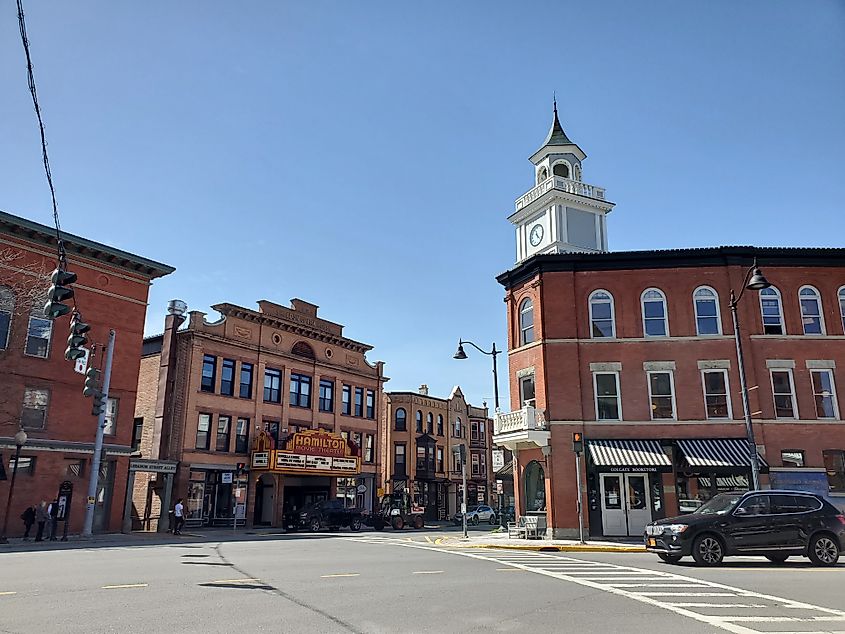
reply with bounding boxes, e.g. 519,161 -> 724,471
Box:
221,472 -> 233,484
74,347 -> 90,375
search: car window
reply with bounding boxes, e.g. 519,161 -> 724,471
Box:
793,495 -> 822,512
770,494 -> 799,514
737,494 -> 770,516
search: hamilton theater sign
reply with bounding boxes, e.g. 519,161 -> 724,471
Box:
251,429 -> 360,476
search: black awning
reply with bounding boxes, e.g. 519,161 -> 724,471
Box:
587,439 -> 671,469
676,439 -> 768,470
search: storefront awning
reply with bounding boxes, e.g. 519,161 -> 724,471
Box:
587,440 -> 671,468
676,439 -> 768,469
495,460 -> 514,479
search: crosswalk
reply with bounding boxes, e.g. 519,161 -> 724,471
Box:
448,549 -> 845,634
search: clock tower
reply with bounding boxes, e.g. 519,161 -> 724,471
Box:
509,102 -> 615,264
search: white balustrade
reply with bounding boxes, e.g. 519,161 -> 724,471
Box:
494,406 -> 547,435
514,176 -> 606,212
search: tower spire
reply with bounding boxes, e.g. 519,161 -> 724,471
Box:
542,96 -> 572,147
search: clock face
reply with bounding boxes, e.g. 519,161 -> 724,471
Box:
529,224 -> 544,247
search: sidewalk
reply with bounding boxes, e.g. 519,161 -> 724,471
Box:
442,529 -> 646,553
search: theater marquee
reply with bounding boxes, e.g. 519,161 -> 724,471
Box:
250,429 -> 360,476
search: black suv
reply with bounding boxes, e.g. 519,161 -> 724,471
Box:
644,490 -> 845,567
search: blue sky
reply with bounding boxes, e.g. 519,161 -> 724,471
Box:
1,1 -> 844,408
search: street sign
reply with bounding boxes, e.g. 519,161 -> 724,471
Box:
74,347 -> 90,375
461,503 -> 466,514
57,481 -> 73,521
221,472 -> 233,484
492,449 -> 505,471
496,480 -> 503,494
87,496 -> 95,505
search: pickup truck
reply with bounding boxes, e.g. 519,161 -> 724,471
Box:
289,499 -> 363,532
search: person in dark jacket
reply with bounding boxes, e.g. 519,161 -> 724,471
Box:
20,506 -> 35,540
35,501 -> 49,542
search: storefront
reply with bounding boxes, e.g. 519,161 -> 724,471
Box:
185,464 -> 249,527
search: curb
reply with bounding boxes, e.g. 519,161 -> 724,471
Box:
451,542 -> 646,553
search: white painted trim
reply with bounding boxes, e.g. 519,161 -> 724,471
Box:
698,359 -> 731,370
640,287 -> 669,338
643,361 -> 676,371
798,284 -> 826,335
765,359 -> 796,369
700,368 -> 733,421
693,285 -> 723,336
551,158 -> 573,179
839,285 -> 845,332
516,366 -> 536,378
809,367 -> 840,419
588,289 -> 616,339
806,359 -> 836,369
646,369 -> 677,421
769,367 -> 798,420
592,370 -> 622,421
518,297 -> 535,346
590,362 -> 622,372
758,286 -> 785,335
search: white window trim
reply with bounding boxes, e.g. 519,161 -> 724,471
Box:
700,369 -> 733,420
759,286 -> 786,335
769,368 -> 798,420
647,370 -> 677,420
588,289 -> 616,339
593,371 -> 622,421
693,286 -> 723,336
0,286 -> 13,351
641,288 -> 669,337
24,314 -> 53,359
519,298 -> 534,345
838,286 -> 845,333
551,158 -> 573,179
798,285 -> 826,335
810,368 -> 840,420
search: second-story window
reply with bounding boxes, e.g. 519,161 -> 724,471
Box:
437,447 -> 444,472
594,372 -> 621,420
395,407 -> 406,431
21,387 -> 49,430
770,369 -> 797,419
201,355 -> 217,392
760,287 -> 785,335
354,387 -> 364,417
437,414 -> 443,436
216,415 -> 231,452
239,363 -> 253,399
416,410 -> 423,433
394,444 -> 406,476
519,298 -> 535,345
366,389 -> 375,419
799,286 -> 825,335
839,287 -> 845,333
220,359 -> 235,396
642,288 -> 668,337
471,421 -> 479,441
364,434 -> 374,463
235,417 -> 249,453
25,310 -> 52,358
196,413 -> 211,449
811,369 -> 839,419
342,385 -> 351,415
589,290 -> 615,338
290,373 -> 312,408
264,368 -> 282,403
647,371 -> 675,419
319,379 -> 334,412
702,369 -> 731,419
519,376 -> 535,406
0,286 -> 13,350
694,287 -> 722,335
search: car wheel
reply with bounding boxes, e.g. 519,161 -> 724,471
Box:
309,518 -> 321,532
657,553 -> 682,564
808,533 -> 840,567
489,514 -> 498,525
413,515 -> 424,530
350,518 -> 361,532
692,534 -> 724,566
373,520 -> 384,531
392,516 -> 405,530
471,515 -> 480,526
765,555 -> 789,564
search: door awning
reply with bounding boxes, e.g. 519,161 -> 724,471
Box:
676,439 -> 769,469
587,439 -> 671,468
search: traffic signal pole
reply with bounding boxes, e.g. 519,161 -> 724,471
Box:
82,329 -> 115,538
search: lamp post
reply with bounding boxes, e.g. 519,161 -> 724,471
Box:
454,339 -> 503,528
729,262 -> 772,491
1,428 -> 29,543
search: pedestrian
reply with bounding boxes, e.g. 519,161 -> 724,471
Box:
20,505 -> 35,540
173,498 -> 185,535
47,499 -> 59,541
35,501 -> 49,542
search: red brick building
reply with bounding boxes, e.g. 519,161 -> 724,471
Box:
494,110 -> 845,538
0,210 -> 173,536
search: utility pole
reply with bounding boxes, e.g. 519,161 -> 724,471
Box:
460,444 -> 468,540
82,329 -> 115,538
573,432 -> 585,544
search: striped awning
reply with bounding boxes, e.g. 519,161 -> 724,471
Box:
495,460 -> 514,479
676,439 -> 768,469
587,439 -> 671,468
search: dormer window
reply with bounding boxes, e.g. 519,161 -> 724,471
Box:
553,162 -> 570,178
537,167 -> 548,184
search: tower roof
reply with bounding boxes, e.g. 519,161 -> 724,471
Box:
530,98 -> 586,163
542,99 -> 573,146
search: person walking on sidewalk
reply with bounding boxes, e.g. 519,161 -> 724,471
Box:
47,499 -> 59,541
20,505 -> 35,541
173,499 -> 185,535
34,501 -> 49,542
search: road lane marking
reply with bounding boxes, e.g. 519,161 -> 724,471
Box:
670,603 -> 769,609
207,578 -> 260,584
423,536 -> 434,544
411,570 -> 443,575
609,583 -> 708,588
320,573 -> 360,578
496,568 -> 525,571
0,592 -> 17,596
102,583 -> 148,589
724,616 -> 845,622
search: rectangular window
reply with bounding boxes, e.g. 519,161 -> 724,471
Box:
264,420 -> 280,445
239,363 -> 253,399
471,422 -> 480,441
416,446 -> 426,471
289,373 -> 312,408
131,418 -> 144,452
781,450 -> 805,467
220,359 -> 235,396
519,376 -> 535,406
0,292 -> 11,350
196,413 -> 212,450
24,315 -> 52,358
811,369 -> 839,419
216,415 -> 231,452
702,370 -> 731,419
8,456 -> 35,475
593,372 -> 621,420
480,453 -> 487,475
437,447 -> 444,472
342,385 -> 351,415
201,355 -> 217,392
823,450 -> 845,492
647,371 -> 675,420
364,434 -> 374,463
437,416 -> 443,436
103,397 -> 119,435
264,368 -> 282,403
366,389 -> 375,419
453,419 -> 462,438
235,417 -> 249,453
319,379 -> 334,412
471,453 -> 480,475
770,369 -> 797,419
394,444 -> 406,477
21,387 -> 49,430
354,387 -> 364,417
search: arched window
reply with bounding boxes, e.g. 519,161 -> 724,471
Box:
537,167 -> 548,184
693,286 -> 722,335
524,460 -> 546,512
416,410 -> 423,433
839,287 -> 845,333
589,290 -> 615,338
395,408 -> 406,431
0,286 -> 14,351
426,412 -> 433,434
437,414 -> 443,436
291,341 -> 315,359
799,286 -> 825,335
454,417 -> 462,438
519,298 -> 535,345
552,162 -> 570,178
759,287 -> 785,335
641,288 -> 668,337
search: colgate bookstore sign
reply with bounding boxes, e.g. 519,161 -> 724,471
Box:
251,430 -> 360,476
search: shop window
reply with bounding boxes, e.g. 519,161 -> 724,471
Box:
394,408 -> 406,431
239,362 -> 253,399
220,359 -> 235,396
642,288 -> 668,337
437,415 -> 443,436
216,415 -> 231,452
416,410 -> 423,433
770,369 -> 797,419
524,460 -> 545,512
693,286 -> 722,335
0,286 -> 13,350
24,311 -> 52,358
811,369 -> 839,419
354,387 -> 364,417
201,355 -> 217,392
823,450 -> 845,492
589,290 -> 615,338
519,298 -> 534,345
103,397 -> 119,435
364,434 -> 374,463
799,286 -> 825,335
8,456 -> 35,475
196,413 -> 212,450
263,368 -> 282,403
647,371 -> 675,420
781,450 -> 804,467
21,387 -> 49,430
289,373 -> 312,408
366,390 -> 375,419
519,376 -> 535,406
702,369 -> 731,419
319,379 -> 334,412
342,384 -> 352,415
593,372 -> 621,420
131,418 -> 144,452
235,417 -> 249,453
759,287 -> 784,335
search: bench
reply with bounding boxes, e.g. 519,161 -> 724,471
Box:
507,515 -> 542,539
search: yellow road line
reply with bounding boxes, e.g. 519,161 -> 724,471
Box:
102,583 -> 148,589
320,573 -> 360,578
434,538 -> 444,545
0,591 -> 17,596
412,570 -> 444,575
424,536 -> 434,544
207,578 -> 260,584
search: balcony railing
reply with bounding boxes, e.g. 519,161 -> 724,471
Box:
494,406 -> 547,435
515,176 -> 606,212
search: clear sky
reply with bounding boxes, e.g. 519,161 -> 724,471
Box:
1,1 -> 844,408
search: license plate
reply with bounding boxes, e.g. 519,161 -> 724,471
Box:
647,538 -> 656,547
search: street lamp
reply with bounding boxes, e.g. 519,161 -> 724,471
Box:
1,428 -> 29,544
729,262 -> 772,491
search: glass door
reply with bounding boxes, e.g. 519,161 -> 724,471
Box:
600,474 -> 627,536
624,474 -> 651,536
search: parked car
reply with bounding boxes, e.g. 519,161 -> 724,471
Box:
454,505 -> 498,526
290,499 -> 363,532
644,490 -> 845,567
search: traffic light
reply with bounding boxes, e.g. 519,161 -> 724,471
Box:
83,367 -> 101,397
43,267 -> 77,319
91,391 -> 106,417
65,312 -> 90,361
572,432 -> 584,454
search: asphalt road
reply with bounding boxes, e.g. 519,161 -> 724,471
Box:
1,529 -> 843,633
